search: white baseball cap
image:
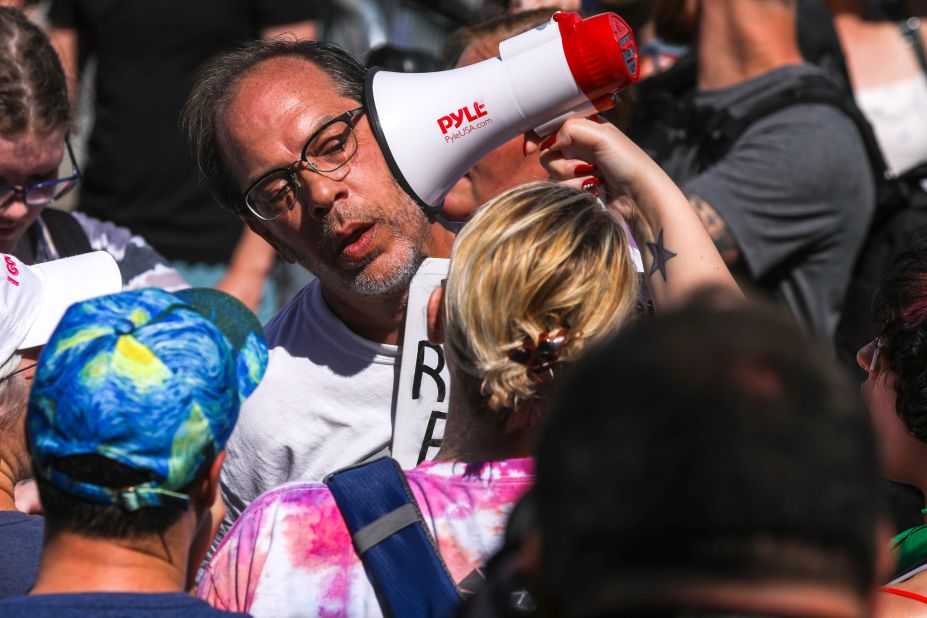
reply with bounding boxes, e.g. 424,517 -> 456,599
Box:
0,251 -> 123,367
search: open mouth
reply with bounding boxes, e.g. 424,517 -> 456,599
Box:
335,222 -> 378,262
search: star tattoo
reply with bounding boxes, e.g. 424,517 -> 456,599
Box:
646,230 -> 677,282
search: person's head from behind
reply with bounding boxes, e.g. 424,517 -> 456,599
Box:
0,252 -> 121,495
441,10 -> 554,219
537,300 -> 880,616
858,232 -> 927,487
429,182 -> 637,447
27,288 -> 268,581
0,7 -> 78,254
184,39 -> 450,301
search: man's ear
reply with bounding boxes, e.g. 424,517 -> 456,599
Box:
244,217 -> 296,264
194,450 -> 226,510
427,285 -> 446,345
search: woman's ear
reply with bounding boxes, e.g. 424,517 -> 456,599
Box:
427,285 -> 446,345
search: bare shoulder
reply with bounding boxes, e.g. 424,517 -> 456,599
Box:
877,574 -> 927,618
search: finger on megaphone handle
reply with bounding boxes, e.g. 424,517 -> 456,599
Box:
522,131 -> 555,156
522,114 -> 605,156
539,152 -> 594,182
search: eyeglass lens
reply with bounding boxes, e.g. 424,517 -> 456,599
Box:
0,142 -> 80,208
247,116 -> 358,220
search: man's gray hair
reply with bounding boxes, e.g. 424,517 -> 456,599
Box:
182,39 -> 366,216
0,353 -> 28,439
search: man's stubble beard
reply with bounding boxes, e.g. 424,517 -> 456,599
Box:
300,182 -> 431,299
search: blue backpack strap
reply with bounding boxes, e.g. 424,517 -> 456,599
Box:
325,457 -> 462,618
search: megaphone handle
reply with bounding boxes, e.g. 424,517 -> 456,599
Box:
533,97 -> 601,136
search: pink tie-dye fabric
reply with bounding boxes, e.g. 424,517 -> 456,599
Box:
198,458 -> 534,618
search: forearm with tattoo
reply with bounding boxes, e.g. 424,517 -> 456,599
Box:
686,192 -> 742,266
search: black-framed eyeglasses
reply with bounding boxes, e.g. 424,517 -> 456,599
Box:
0,140 -> 81,209
243,107 -> 365,221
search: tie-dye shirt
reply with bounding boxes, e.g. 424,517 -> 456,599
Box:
198,458 -> 534,618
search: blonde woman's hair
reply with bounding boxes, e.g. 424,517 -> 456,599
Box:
445,181 -> 638,421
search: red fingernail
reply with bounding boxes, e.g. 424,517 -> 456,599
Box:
581,177 -> 602,198
574,164 -> 597,176
539,135 -> 557,150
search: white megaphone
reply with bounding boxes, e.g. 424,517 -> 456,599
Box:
365,11 -> 639,212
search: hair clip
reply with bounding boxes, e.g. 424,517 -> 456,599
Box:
510,326 -> 571,384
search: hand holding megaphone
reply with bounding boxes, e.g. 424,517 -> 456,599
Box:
535,116 -> 744,308
365,11 -> 639,215
530,117 -> 652,230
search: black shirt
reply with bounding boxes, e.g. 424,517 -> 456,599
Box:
48,0 -> 321,263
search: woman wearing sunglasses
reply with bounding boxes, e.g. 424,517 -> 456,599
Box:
0,8 -> 185,291
197,116 -> 740,617
859,234 -> 927,616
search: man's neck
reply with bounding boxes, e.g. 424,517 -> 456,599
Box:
30,530 -> 190,595
0,458 -> 18,511
321,285 -> 410,346
696,2 -> 805,91
320,220 -> 455,346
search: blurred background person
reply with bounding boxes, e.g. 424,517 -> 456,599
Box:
0,0 -> 38,21
0,7 -> 185,291
534,299 -> 885,617
856,233 -> 927,614
828,0 -> 927,179
46,0 -> 321,319
588,0 -> 683,78
0,251 -> 122,599
631,0 -> 875,344
330,0 -> 591,71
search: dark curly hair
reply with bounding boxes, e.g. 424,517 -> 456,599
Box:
0,7 -> 70,135
873,230 -> 927,443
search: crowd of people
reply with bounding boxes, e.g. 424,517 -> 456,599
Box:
0,0 -> 926,616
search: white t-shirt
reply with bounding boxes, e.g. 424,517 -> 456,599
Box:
218,278 -> 400,538
855,74 -> 927,176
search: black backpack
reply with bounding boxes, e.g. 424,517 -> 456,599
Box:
688,70 -> 927,362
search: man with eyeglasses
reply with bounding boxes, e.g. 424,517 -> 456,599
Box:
0,251 -> 122,599
183,40 -> 458,539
